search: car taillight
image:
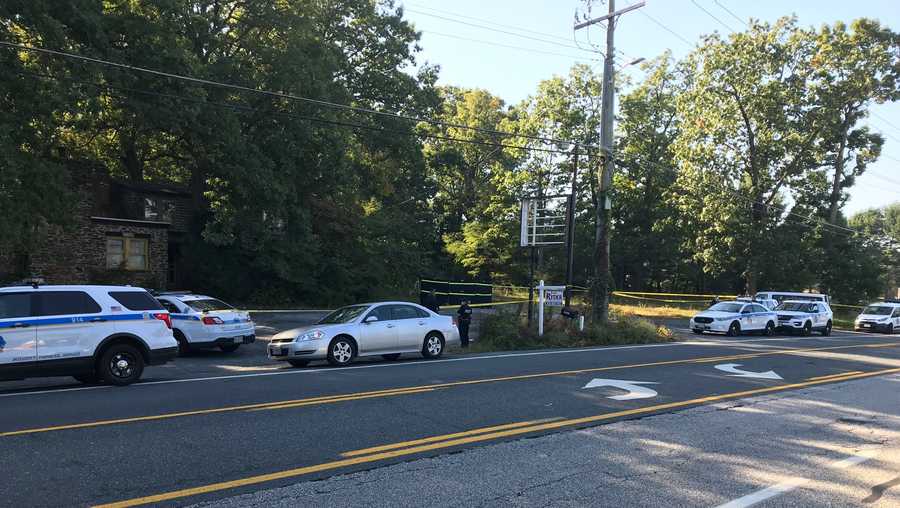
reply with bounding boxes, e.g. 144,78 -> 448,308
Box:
202,316 -> 224,325
154,313 -> 172,329
452,317 -> 458,327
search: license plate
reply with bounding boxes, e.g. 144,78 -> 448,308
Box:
861,324 -> 870,328
233,336 -> 242,344
700,325 -> 710,330
270,347 -> 285,357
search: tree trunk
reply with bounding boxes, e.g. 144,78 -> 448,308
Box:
121,132 -> 142,182
828,116 -> 851,224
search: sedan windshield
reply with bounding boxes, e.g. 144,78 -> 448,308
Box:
776,302 -> 816,312
318,305 -> 368,324
862,305 -> 893,316
187,298 -> 234,312
708,302 -> 743,313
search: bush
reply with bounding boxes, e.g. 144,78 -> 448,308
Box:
474,312 -> 673,352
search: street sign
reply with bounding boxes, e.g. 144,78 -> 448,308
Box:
545,289 -> 564,307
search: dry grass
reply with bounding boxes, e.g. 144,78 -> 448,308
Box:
611,303 -> 696,319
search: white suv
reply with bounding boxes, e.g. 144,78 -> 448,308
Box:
775,300 -> 833,336
0,285 -> 178,385
154,292 -> 255,355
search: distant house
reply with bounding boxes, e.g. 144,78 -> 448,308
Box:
0,164 -> 193,290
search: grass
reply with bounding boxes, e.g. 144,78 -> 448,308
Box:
469,310 -> 674,353
611,303 -> 696,320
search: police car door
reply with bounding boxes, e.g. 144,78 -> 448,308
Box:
35,291 -> 114,362
892,307 -> 900,329
0,292 -> 37,367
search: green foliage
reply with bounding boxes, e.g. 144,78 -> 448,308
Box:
475,311 -> 672,352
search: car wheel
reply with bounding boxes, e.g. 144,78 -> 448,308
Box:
764,321 -> 775,336
327,337 -> 356,366
287,359 -> 309,368
726,322 -> 740,337
98,344 -> 144,386
219,344 -> 240,353
73,373 -> 100,384
801,321 -> 812,336
174,330 -> 191,356
821,321 -> 832,336
381,353 -> 402,361
422,332 -> 444,359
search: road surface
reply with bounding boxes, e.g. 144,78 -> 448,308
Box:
0,328 -> 898,507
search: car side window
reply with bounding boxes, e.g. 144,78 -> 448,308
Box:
391,305 -> 419,320
892,308 -> 900,318
0,293 -> 33,319
740,306 -> 751,314
159,300 -> 181,314
36,291 -> 102,316
414,306 -> 430,318
365,305 -> 392,322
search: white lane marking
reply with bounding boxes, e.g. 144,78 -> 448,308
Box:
1,335 -> 895,398
582,378 -> 659,400
715,449 -> 879,508
714,363 -> 783,380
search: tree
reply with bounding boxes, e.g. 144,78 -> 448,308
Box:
673,17 -> 828,294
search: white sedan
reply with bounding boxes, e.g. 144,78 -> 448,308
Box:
268,302 -> 460,367
690,301 -> 778,336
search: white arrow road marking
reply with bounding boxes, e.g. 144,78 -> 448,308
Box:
715,449 -> 879,508
582,378 -> 659,400
714,363 -> 783,380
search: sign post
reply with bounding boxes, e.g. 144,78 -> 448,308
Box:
537,281 -> 566,336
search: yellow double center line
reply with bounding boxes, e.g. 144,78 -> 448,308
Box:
94,366 -> 900,508
4,341 -> 899,438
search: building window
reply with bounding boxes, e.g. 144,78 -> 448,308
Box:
107,236 -> 149,271
144,197 -> 175,222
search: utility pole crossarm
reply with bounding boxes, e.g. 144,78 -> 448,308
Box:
573,1 -> 645,29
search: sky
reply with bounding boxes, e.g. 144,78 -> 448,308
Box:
399,0 -> 900,216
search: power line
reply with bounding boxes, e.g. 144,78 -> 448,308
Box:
629,2 -> 694,47
871,111 -> 900,133
712,1 -> 750,28
690,0 -> 736,33
421,30 -> 598,61
15,69 -> 576,155
0,41 -> 586,150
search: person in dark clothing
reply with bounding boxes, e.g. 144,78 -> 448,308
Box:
709,296 -> 720,308
422,289 -> 439,313
457,300 -> 473,348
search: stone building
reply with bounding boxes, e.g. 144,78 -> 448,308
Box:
0,165 -> 193,290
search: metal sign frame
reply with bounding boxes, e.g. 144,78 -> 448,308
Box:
520,195 -> 570,247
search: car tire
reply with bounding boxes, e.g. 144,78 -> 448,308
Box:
801,321 -> 812,336
726,322 -> 740,337
422,332 -> 444,359
219,344 -> 240,353
73,373 -> 100,384
821,321 -> 832,336
98,344 -> 144,386
381,353 -> 402,361
327,336 -> 356,366
764,321 -> 775,336
174,330 -> 191,356
287,359 -> 309,368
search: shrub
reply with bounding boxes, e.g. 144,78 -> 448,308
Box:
473,312 -> 673,352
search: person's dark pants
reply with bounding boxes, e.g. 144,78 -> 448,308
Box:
459,320 -> 470,347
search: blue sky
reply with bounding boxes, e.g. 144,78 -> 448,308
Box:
400,0 -> 900,216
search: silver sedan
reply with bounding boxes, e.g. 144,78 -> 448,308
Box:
267,302 -> 460,367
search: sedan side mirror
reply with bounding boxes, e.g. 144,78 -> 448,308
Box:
364,315 -> 379,324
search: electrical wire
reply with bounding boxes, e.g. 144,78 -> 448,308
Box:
690,0 -> 736,33
0,41 -> 585,150
629,2 -> 694,47
712,1 -> 750,28
421,30 -> 598,61
13,69 -> 575,155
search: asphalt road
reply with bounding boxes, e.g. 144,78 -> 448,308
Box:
1,327 -> 898,507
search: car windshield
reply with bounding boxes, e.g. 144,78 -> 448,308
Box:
708,302 -> 743,313
318,305 -> 368,324
187,298 -> 234,312
776,302 -> 816,312
863,305 -> 893,316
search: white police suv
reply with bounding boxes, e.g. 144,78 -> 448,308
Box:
154,292 -> 255,355
775,300 -> 833,336
0,285 -> 177,385
690,301 -> 778,336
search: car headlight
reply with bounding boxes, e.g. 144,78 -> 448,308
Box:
296,329 -> 326,341
878,317 -> 890,323
714,316 -> 732,321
